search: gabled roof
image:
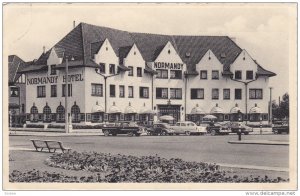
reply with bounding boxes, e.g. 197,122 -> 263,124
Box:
118,45 -> 133,65
91,41 -> 104,58
19,22 -> 275,77
254,60 -> 276,77
8,55 -> 26,83
53,47 -> 65,58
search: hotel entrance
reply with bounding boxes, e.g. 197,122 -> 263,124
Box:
157,105 -> 181,123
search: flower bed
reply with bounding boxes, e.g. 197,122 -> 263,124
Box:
19,151 -> 288,183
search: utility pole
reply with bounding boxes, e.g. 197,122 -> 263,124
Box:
65,58 -> 69,133
269,87 -> 273,124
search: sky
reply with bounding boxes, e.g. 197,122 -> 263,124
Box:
3,3 -> 296,101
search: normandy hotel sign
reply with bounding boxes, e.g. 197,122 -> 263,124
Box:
26,74 -> 84,85
153,62 -> 184,70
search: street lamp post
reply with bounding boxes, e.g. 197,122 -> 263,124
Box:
65,58 -> 69,133
269,87 -> 273,125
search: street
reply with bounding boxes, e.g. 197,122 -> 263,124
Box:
9,134 -> 289,169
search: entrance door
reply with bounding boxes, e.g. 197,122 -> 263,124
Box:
158,105 -> 181,122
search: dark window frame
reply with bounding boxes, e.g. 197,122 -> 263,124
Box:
37,85 -> 46,98
212,70 -> 219,80
62,84 -> 72,97
200,70 -> 207,80
223,88 -> 230,100
235,70 -> 242,80
109,64 -> 115,74
235,88 -> 242,100
119,85 -> 125,98
50,65 -> 57,75
137,67 -> 142,77
91,83 -> 103,97
110,84 -> 116,97
212,88 -> 219,100
156,88 -> 168,99
99,63 -> 106,74
51,85 -> 57,97
191,88 -> 204,99
170,70 -> 182,79
10,87 -> 19,97
246,70 -> 254,80
249,88 -> 263,99
128,66 -> 133,76
140,87 -> 149,98
156,69 -> 168,79
128,86 -> 134,98
170,88 -> 182,99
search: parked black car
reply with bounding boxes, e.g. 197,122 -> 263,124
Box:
272,121 -> 289,134
102,122 -> 144,136
147,123 -> 175,136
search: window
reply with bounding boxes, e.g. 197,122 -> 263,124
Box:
56,105 -> 65,122
235,70 -> 242,80
170,88 -> 182,99
37,86 -> 46,98
43,105 -> 52,122
223,89 -> 230,100
99,63 -> 105,74
119,85 -> 125,98
140,87 -> 149,98
156,69 -> 168,79
51,85 -> 57,97
212,70 -> 219,80
170,70 -> 182,79
191,89 -> 204,99
128,66 -> 133,76
249,89 -> 263,99
109,64 -> 115,74
212,88 -> 219,100
137,67 -> 142,77
91,83 -> 103,96
128,86 -> 134,98
235,89 -> 242,100
246,70 -> 254,80
110,85 -> 115,97
156,88 -> 168,99
10,87 -> 19,97
71,104 -> 80,123
30,105 -> 39,122
200,70 -> 207,79
50,65 -> 56,75
62,84 -> 72,97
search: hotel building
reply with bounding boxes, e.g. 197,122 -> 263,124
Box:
18,22 -> 276,125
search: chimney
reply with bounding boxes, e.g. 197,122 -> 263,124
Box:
43,46 -> 46,54
73,21 -> 76,29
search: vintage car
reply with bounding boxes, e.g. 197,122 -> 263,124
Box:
147,123 -> 175,136
206,122 -> 232,136
171,121 -> 207,135
272,121 -> 289,134
225,122 -> 253,135
102,121 -> 144,136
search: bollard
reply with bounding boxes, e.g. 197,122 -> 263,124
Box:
260,122 -> 262,135
238,131 -> 241,141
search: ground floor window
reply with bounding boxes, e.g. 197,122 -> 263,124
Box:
30,105 -> 39,122
56,105 -> 65,122
71,104 -> 80,123
231,113 -> 243,121
125,114 -> 135,121
249,113 -> 261,122
212,113 -> 224,122
91,113 -> 103,122
109,114 -> 120,122
43,105 -> 52,122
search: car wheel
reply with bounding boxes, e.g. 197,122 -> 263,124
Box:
103,130 -> 110,136
135,133 -> 141,136
127,132 -> 134,137
161,131 -> 167,136
112,133 -> 117,136
244,132 -> 249,135
273,130 -> 278,134
185,131 -> 191,136
210,130 -> 216,136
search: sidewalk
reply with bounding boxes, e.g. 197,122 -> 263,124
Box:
9,129 -> 104,137
228,140 -> 289,145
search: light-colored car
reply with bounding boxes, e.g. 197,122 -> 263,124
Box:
171,121 -> 207,135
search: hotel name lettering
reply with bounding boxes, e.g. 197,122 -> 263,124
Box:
154,62 -> 183,70
27,74 -> 84,85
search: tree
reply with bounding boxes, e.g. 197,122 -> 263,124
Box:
272,93 -> 289,120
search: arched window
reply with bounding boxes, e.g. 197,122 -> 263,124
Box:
30,105 -> 38,122
56,105 -> 65,122
43,105 -> 52,122
71,104 -> 80,123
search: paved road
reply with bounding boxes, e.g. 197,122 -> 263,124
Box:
10,134 -> 289,169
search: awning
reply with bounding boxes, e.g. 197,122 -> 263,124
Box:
230,106 -> 243,114
109,103 -> 122,114
210,104 -> 223,114
125,105 -> 137,114
191,105 -> 205,115
91,104 -> 104,113
249,106 -> 262,114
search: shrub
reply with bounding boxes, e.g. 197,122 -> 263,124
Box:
26,124 -> 44,128
47,124 -> 65,129
41,151 -> 288,183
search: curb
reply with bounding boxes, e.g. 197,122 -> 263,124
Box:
228,140 -> 289,146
